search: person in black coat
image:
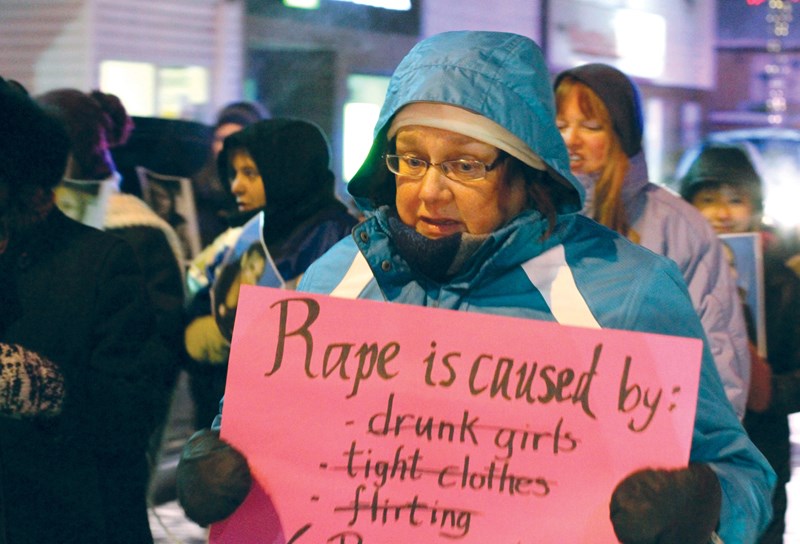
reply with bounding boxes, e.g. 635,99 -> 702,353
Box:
680,142 -> 800,543
36,88 -> 187,479
0,77 -> 170,543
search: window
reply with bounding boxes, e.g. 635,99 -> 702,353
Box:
342,74 -> 390,182
99,61 -> 209,120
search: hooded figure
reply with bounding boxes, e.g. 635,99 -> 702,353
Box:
210,119 -> 357,339
188,100 -> 271,246
553,63 -> 753,422
218,118 -> 350,247
177,32 -> 774,544
183,118 -> 357,427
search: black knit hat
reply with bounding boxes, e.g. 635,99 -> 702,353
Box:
0,77 -> 70,192
679,143 -> 764,213
554,63 -> 644,157
218,118 -> 338,244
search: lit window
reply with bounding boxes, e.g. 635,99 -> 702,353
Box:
99,60 -> 209,120
100,61 -> 156,117
342,74 -> 390,182
331,0 -> 411,10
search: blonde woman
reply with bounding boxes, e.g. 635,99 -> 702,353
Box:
554,64 -> 752,422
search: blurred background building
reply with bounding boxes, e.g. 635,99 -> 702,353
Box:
2,0 -> 798,219
4,0 -> 800,283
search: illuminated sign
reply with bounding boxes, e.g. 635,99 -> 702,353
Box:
283,0 -> 411,10
331,0 -> 411,9
255,0 -> 419,34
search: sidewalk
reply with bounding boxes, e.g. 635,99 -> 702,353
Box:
148,370 -> 209,544
149,502 -> 208,544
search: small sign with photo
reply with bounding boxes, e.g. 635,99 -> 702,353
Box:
719,232 -> 766,357
137,166 -> 202,262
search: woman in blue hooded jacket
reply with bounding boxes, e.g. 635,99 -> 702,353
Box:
177,31 -> 774,544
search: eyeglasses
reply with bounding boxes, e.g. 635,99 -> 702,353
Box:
384,152 -> 506,183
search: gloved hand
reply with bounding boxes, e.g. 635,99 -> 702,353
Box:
609,463 -> 721,544
176,428 -> 252,527
0,343 -> 64,418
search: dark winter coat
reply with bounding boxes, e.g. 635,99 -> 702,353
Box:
743,246 -> 800,543
0,208 -> 170,544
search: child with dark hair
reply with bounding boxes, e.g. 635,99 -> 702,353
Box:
680,142 -> 800,543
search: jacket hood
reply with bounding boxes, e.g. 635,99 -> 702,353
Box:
218,118 -> 341,244
554,63 -> 644,158
347,30 -> 583,216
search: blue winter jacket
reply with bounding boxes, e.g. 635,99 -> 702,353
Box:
295,31 -> 775,543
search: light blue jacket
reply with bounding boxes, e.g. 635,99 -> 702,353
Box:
300,31 -> 774,542
580,146 -> 752,422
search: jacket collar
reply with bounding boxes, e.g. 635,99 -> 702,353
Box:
364,207 -> 565,287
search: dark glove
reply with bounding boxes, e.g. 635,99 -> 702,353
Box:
609,463 -> 721,544
176,428 -> 252,526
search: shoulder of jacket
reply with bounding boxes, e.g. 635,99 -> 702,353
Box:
299,235 -> 360,293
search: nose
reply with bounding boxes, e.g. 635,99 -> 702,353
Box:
714,203 -> 732,220
417,166 -> 451,203
560,126 -> 580,148
230,174 -> 245,195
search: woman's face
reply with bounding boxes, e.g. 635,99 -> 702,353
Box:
230,150 -> 267,212
393,126 -> 528,239
690,184 -> 755,234
555,87 -> 612,176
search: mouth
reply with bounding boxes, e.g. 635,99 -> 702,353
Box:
567,153 -> 592,174
419,216 -> 462,237
568,153 -> 584,164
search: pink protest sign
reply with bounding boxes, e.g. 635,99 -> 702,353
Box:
210,285 -> 702,544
